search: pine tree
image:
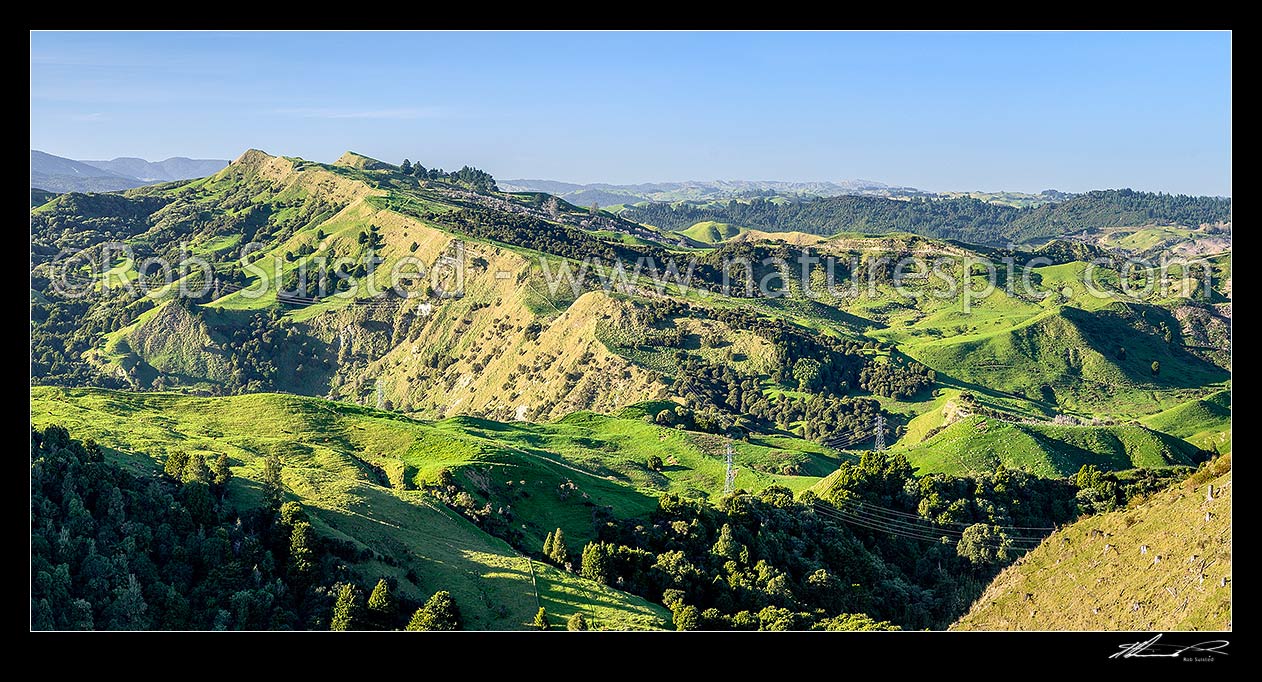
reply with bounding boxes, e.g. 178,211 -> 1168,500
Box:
279,500 -> 307,529
549,528 -> 569,566
163,450 -> 188,480
543,530 -> 555,559
330,583 -> 362,631
366,579 -> 396,629
566,612 -> 588,631
534,607 -> 551,630
288,520 -> 316,582
406,591 -> 462,631
211,452 -> 232,487
580,542 -> 611,584
262,451 -> 284,506
182,453 -> 211,484
401,159 -> 412,173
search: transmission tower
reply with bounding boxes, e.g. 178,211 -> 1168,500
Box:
723,441 -> 736,494
874,414 -> 886,451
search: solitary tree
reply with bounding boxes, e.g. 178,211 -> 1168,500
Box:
1151,361 -> 1161,375
792,358 -> 823,391
543,530 -> 555,559
401,159 -> 412,173
567,612 -> 589,631
534,607 -> 551,630
647,455 -> 664,472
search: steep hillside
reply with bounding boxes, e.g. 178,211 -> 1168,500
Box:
38,150 -> 666,420
1141,390 -> 1232,454
31,148 -> 1231,472
896,415 -> 1202,477
30,386 -> 832,545
908,303 -> 1230,415
954,456 -> 1231,631
29,386 -> 672,630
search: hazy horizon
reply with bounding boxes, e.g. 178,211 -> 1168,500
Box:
31,31 -> 1231,196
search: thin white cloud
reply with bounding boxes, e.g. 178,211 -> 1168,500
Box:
270,107 -> 446,120
68,112 -> 106,121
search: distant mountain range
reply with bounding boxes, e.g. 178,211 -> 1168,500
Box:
498,178 -> 925,206
30,150 -> 228,193
498,178 -> 1073,209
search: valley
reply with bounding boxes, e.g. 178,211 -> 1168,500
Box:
30,148 -> 1231,631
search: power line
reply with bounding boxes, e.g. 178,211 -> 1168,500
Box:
812,503 -> 1043,550
836,503 -> 1052,542
813,502 -> 1050,545
836,497 -> 1057,532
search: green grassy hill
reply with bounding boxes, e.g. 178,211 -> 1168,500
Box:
908,303 -> 1229,415
30,386 -> 678,630
1141,390 -> 1231,454
954,456 -> 1231,631
31,148 -> 1231,500
678,220 -> 746,243
31,386 -> 842,627
894,415 -> 1201,477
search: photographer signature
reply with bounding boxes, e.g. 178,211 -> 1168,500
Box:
1111,634 -> 1229,660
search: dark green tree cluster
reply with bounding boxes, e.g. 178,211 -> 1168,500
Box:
415,207 -> 728,289
1006,189 -> 1232,243
31,425 -> 347,630
623,189 -> 1231,246
326,580 -> 464,631
31,296 -> 131,388
30,193 -> 170,257
857,357 -> 935,399
1070,463 -> 1193,514
625,195 -> 1020,244
221,309 -> 331,393
749,392 -> 881,444
575,452 -> 1079,630
624,299 -> 932,446
31,424 -> 466,632
399,159 -> 497,192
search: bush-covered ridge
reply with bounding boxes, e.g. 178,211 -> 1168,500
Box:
623,189 -> 1231,245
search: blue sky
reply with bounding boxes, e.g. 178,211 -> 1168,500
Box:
30,31 -> 1231,195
